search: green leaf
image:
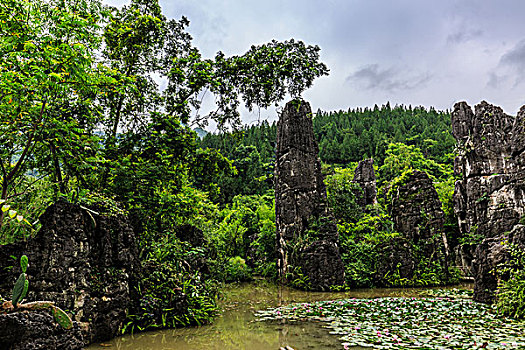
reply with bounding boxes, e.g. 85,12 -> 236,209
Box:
11,273 -> 26,306
52,306 -> 73,329
20,255 -> 28,273
20,279 -> 29,302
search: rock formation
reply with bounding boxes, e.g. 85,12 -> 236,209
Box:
389,171 -> 446,244
0,200 -> 141,346
275,99 -> 344,290
385,170 -> 449,282
452,101 -> 525,303
353,158 -> 377,209
0,309 -> 84,350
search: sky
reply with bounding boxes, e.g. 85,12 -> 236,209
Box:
103,0 -> 525,127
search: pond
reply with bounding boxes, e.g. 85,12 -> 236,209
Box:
87,280 -> 521,350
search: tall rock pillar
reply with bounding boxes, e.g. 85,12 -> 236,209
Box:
275,99 -> 344,291
452,101 -> 525,303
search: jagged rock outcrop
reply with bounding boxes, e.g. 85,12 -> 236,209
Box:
389,171 -> 446,243
471,226 -> 525,303
0,200 -> 141,346
353,158 -> 377,209
0,310 -> 84,350
375,237 -> 416,284
275,99 -> 344,290
452,101 -> 525,303
386,170 -> 449,281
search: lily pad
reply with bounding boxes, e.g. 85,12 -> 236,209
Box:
255,297 -> 525,349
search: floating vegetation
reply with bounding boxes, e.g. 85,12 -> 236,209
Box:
416,288 -> 473,299
255,297 -> 525,349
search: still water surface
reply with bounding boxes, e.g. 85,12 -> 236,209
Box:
87,280 -> 470,350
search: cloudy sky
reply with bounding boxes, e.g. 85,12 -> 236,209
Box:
104,0 -> 525,125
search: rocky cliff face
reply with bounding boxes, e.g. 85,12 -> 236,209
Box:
452,101 -> 525,303
389,171 -> 446,244
0,310 -> 84,350
0,200 -> 141,346
385,170 -> 449,282
275,99 -> 344,290
353,158 -> 377,209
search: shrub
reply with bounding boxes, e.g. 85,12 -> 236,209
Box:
496,244 -> 525,319
205,192 -> 276,282
123,236 -> 218,333
338,211 -> 397,288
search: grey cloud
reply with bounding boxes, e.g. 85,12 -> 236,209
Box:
346,64 -> 431,92
487,72 -> 504,89
447,28 -> 483,44
497,39 -> 525,86
500,39 -> 525,70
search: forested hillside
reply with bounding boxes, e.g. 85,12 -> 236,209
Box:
314,104 -> 455,165
198,101 -> 461,290
199,104 -> 456,202
201,104 -> 454,166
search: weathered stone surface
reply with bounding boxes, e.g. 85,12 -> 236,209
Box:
452,101 -> 525,239
275,99 -> 344,290
471,226 -> 525,303
388,170 -> 449,280
353,158 -> 377,209
0,200 -> 141,345
0,310 -> 84,350
452,101 -> 525,302
375,237 -> 416,284
390,171 -> 446,242
300,240 -> 345,289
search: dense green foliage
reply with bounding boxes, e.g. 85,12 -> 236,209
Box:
0,0 -> 329,333
1,0 -> 523,337
201,103 -> 455,167
200,104 -> 461,289
315,104 -> 455,165
200,104 -> 456,202
496,244 -> 525,319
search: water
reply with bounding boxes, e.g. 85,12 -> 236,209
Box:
87,280 -> 471,350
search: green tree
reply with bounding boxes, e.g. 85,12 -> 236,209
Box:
325,167 -> 363,224
379,142 -> 451,185
0,0 -> 116,234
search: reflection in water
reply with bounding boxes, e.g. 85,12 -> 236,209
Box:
87,280 -> 472,350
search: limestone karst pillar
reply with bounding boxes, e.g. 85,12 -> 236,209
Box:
275,99 -> 344,290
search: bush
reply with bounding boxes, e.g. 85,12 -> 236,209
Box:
338,210 -> 398,288
223,256 -> 252,283
123,236 -> 218,333
497,244 -> 525,319
325,167 -> 363,224
205,192 -> 276,282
